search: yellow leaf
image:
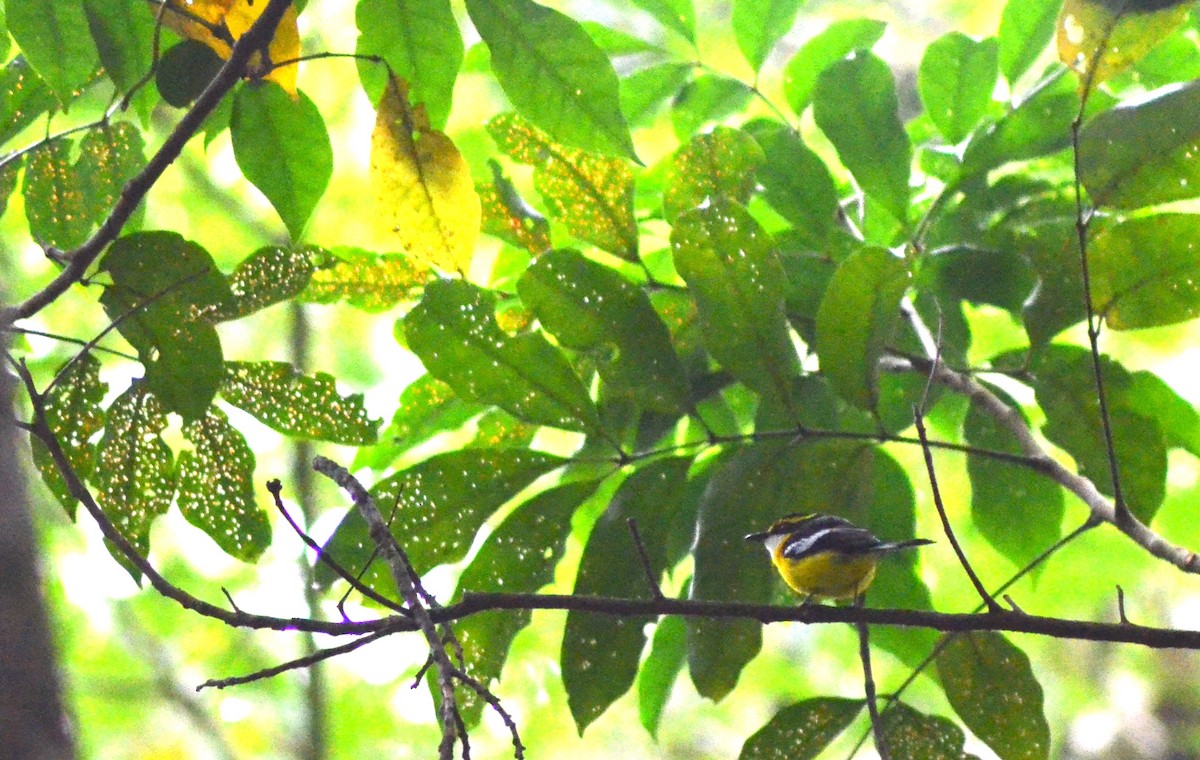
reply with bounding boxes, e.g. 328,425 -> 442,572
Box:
160,0 -> 300,94
1057,0 -> 1188,91
371,76 -> 481,275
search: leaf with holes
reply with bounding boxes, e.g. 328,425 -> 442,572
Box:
880,702 -> 974,759
373,75 -> 480,274
1,57 -> 58,146
6,0 -> 99,104
213,245 -> 315,322
1057,0 -> 1188,89
159,0 -> 300,94
406,279 -> 604,434
467,0 -> 636,160
299,247 -> 430,312
220,361 -> 379,445
489,112 -> 637,260
232,83 -> 333,241
663,127 -> 764,223
93,385 -> 174,581
478,159 -> 552,254
739,698 -> 863,759
32,355 -> 108,518
177,408 -> 271,562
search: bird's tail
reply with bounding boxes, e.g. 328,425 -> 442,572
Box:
877,538 -> 935,553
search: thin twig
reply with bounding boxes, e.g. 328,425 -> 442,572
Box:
197,629 -> 392,690
626,518 -> 664,600
855,594 -> 889,760
451,666 -> 526,759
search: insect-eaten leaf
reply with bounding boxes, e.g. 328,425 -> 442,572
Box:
478,159 -> 552,255
159,0 -> 300,94
299,246 -> 430,312
1057,0 -> 1188,90
372,75 -> 480,275
31,355 -> 108,518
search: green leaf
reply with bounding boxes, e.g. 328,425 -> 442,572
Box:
454,479 -> 603,725
637,615 -> 688,737
733,0 -> 805,73
1032,345 -> 1167,522
962,68 -> 1079,177
212,245 -> 316,322
317,449 -> 565,592
231,83 -> 333,241
1088,214 -> 1200,330
815,246 -> 910,411
1057,0 -> 1189,88
156,39 -> 224,108
93,385 -> 174,580
83,0 -> 155,102
783,18 -> 887,115
177,409 -> 272,562
519,250 -> 690,413
880,701 -> 972,759
937,632 -> 1050,760
670,200 -> 799,412
5,0 -> 99,105
964,385 -> 1064,570
99,232 -> 231,421
739,698 -> 863,759
663,127 -> 765,223
998,0 -> 1061,84
1078,80 -> 1200,209
746,122 -> 839,246
354,374 -> 484,471
671,74 -> 753,141
620,62 -> 692,127
31,355 -> 107,518
488,112 -> 638,259
689,441 -> 875,700
299,247 -> 430,312
405,279 -> 604,434
1016,218 -> 1084,348
563,457 -> 692,732
628,0 -> 695,43
918,33 -> 998,144
220,361 -> 379,445
477,159 -> 552,255
356,0 -> 462,129
813,52 -> 911,224
1127,371 -> 1200,459
926,245 -> 1035,315
23,123 -> 145,250
467,0 -> 636,160
1,57 -> 58,146
582,22 -> 666,56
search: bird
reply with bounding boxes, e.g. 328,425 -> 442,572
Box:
745,513 -> 933,602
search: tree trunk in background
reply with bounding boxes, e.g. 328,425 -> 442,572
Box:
0,347 -> 76,759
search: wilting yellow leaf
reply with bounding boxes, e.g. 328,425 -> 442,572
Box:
159,0 -> 300,94
1057,0 -> 1188,91
372,76 -> 480,275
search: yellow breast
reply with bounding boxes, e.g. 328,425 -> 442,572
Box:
771,547 -> 879,600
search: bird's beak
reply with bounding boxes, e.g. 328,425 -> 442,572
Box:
744,531 -> 768,542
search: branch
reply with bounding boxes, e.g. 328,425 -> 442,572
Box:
0,0 -> 297,327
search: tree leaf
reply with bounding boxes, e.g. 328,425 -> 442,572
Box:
453,479 -> 602,726
563,457 -> 693,732
212,245 -> 315,322
620,62 -> 693,127
405,279 -> 604,434
489,112 -> 637,259
355,0 -> 463,130
220,361 -> 379,445
83,0 -> 156,110
880,701 -> 973,759
813,51 -> 911,224
299,247 -> 430,312
1089,214 -> 1200,330
964,385 -> 1065,570
372,75 -> 480,274
177,408 -> 272,562
353,374 -> 484,471
999,0 -> 1062,84
518,249 -> 690,412
1127,371 -> 1200,460
316,448 -> 565,592
663,126 -> 765,223
1078,80 -> 1200,209
739,698 -> 863,759
156,39 -> 224,108
918,33 -> 998,144
746,121 -> 839,246
232,82 -> 333,241
99,232 -> 231,421
0,57 -> 58,146
783,18 -> 887,115
1032,345 -> 1167,522
93,385 -> 174,580
926,245 -> 1036,316
477,159 -> 552,255
670,200 -> 798,412
733,0 -> 806,73
937,632 -> 1050,760
582,21 -> 667,57
31,355 -> 107,518
637,615 -> 688,737
815,246 -> 910,411
467,0 -> 637,160
5,0 -> 99,105
1057,0 -> 1188,89
671,74 -> 753,141
629,0 -> 695,43
159,0 -> 300,94
961,69 -> 1079,178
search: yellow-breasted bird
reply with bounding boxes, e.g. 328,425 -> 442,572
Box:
745,513 -> 933,602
